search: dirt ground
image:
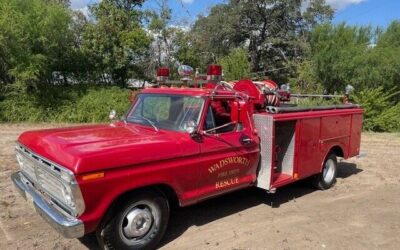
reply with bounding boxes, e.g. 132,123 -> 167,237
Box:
0,123 -> 399,250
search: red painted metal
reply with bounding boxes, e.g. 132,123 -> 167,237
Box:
206,64 -> 222,81
234,79 -> 265,106
207,64 -> 222,76
15,70 -> 363,236
157,67 -> 170,77
263,79 -> 278,90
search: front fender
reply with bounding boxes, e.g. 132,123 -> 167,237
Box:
76,167 -> 181,234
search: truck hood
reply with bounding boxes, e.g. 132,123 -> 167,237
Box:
18,122 -> 196,174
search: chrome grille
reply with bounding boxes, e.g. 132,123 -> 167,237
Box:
36,167 -> 65,203
16,152 -> 36,182
15,143 -> 85,216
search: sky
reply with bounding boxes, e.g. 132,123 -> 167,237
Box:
70,0 -> 400,28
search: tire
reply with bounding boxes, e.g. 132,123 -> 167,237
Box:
313,152 -> 337,190
100,190 -> 169,250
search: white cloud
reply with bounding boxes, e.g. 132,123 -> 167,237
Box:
71,0 -> 89,9
169,24 -> 191,32
326,0 -> 366,11
181,0 -> 195,4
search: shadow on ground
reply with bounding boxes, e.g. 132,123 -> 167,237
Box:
79,162 -> 362,249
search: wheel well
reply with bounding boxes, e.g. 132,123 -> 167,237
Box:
98,184 -> 179,231
330,145 -> 344,158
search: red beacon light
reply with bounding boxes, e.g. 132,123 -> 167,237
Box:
207,64 -> 222,81
156,67 -> 170,82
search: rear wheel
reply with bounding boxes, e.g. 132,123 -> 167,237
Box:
100,191 -> 169,250
313,152 -> 337,190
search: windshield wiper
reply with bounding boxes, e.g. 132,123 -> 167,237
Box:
131,115 -> 159,132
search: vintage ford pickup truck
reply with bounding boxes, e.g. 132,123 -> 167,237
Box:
11,65 -> 363,249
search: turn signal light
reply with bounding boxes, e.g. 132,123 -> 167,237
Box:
82,172 -> 105,181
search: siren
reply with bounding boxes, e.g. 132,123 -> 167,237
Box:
207,64 -> 222,81
178,65 -> 194,84
156,67 -> 170,82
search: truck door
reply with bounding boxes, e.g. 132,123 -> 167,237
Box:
196,98 -> 259,200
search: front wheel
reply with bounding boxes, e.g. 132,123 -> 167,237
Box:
101,191 -> 169,250
313,152 -> 337,190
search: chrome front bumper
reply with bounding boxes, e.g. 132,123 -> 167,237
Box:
11,171 -> 85,238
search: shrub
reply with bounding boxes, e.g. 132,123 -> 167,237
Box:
55,87 -> 131,123
294,97 -> 341,107
0,85 -> 132,123
0,86 -> 43,122
352,87 -> 400,132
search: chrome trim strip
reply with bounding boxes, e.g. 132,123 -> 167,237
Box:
11,172 -> 84,238
319,135 -> 350,144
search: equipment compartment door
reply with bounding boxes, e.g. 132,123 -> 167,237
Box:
296,118 -> 322,178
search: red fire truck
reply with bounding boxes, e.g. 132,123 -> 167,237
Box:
11,65 -> 363,249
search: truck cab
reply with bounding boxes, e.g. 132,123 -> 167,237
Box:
11,65 -> 363,250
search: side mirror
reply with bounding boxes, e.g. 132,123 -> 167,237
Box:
187,126 -> 197,135
185,121 -> 199,137
109,109 -> 117,120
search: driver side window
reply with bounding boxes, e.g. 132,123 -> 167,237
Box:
204,100 -> 235,133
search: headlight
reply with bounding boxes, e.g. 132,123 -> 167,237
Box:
15,145 -> 85,217
36,167 -> 76,208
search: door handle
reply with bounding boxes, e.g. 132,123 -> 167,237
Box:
240,136 -> 253,145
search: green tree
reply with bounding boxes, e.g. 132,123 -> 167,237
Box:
308,23 -> 372,92
174,30 -> 201,70
0,0 -> 74,86
218,48 -> 250,81
306,21 -> 400,94
144,0 -> 206,78
191,3 -> 241,59
82,0 -> 150,86
145,1 -> 182,78
189,0 -> 333,82
377,20 -> 400,48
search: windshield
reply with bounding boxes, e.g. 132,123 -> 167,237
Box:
126,94 -> 205,132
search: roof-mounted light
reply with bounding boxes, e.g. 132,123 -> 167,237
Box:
156,67 -> 170,82
207,64 -> 222,81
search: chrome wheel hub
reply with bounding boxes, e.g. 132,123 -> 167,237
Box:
122,207 -> 153,238
323,159 -> 335,183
